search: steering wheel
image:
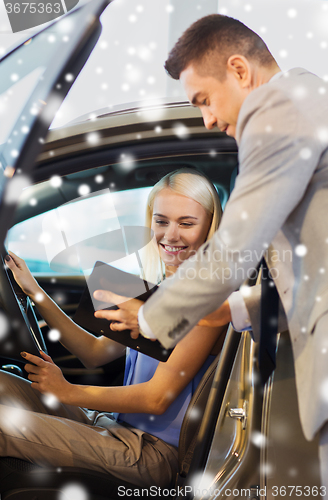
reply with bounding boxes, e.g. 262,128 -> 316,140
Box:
0,248 -> 47,362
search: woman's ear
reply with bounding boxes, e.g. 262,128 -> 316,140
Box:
226,55 -> 252,88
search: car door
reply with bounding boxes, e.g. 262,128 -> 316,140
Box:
0,0 -> 111,245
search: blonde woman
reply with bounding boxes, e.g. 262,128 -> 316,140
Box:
2,169 -> 228,488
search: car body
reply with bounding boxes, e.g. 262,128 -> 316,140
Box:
0,3 -> 321,499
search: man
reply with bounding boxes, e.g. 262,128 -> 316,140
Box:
94,14 -> 328,492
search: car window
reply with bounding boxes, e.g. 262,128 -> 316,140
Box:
7,186 -> 152,277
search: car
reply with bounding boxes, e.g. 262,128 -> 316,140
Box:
0,2 -> 322,499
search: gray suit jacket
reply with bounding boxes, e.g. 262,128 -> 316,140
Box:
143,68 -> 328,440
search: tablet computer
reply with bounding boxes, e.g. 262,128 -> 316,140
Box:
73,261 -> 174,362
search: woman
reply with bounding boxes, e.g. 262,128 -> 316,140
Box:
1,168 -> 228,488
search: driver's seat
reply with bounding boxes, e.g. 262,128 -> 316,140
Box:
0,354 -> 219,500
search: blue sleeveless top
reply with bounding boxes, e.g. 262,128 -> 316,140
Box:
114,349 -> 215,448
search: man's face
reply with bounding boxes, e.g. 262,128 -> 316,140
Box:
180,62 -> 248,138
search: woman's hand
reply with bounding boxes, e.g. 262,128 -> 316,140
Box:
93,290 -> 143,339
5,251 -> 41,299
21,351 -> 71,401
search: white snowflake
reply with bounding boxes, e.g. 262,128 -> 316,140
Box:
0,312 -> 9,341
78,184 -> 91,196
125,66 -> 142,84
320,378 -> 328,403
87,133 -> 100,145
137,45 -> 152,62
34,292 -> 45,303
48,329 -> 61,342
165,4 -> 174,13
50,176 -> 62,188
299,148 -> 312,160
41,393 -> 60,409
240,285 -> 252,298
251,431 -> 267,448
4,176 -> 30,204
244,4 -> 252,12
188,407 -> 201,420
287,8 -> 297,18
119,154 -> 135,171
292,86 -> 308,99
65,73 -> 74,82
173,123 -> 189,139
59,483 -> 89,500
279,49 -> 288,58
295,244 -> 307,257
127,46 -> 136,56
288,467 -> 298,477
95,175 -> 104,184
316,127 -> 328,143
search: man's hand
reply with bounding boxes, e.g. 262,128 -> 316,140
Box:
21,351 -> 70,400
197,299 -> 231,327
93,290 -> 143,339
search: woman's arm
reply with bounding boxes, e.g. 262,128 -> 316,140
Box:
6,252 -> 125,369
23,321 -> 227,415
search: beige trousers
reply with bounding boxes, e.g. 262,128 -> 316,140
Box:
0,370 -> 178,488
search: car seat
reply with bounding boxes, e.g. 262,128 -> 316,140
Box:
0,354 -> 220,500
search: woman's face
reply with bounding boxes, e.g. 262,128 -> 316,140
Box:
151,188 -> 212,271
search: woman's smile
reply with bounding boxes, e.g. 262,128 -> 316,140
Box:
151,188 -> 212,272
159,243 -> 188,255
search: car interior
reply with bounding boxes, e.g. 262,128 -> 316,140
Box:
0,134 -> 240,499
0,136 -> 322,499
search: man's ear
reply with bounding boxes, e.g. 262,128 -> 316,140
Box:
226,55 -> 251,88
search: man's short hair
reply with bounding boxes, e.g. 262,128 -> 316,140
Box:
165,14 -> 276,80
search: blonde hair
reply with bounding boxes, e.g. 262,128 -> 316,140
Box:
140,168 -> 222,283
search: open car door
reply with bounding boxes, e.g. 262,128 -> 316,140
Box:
0,0 -> 111,359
